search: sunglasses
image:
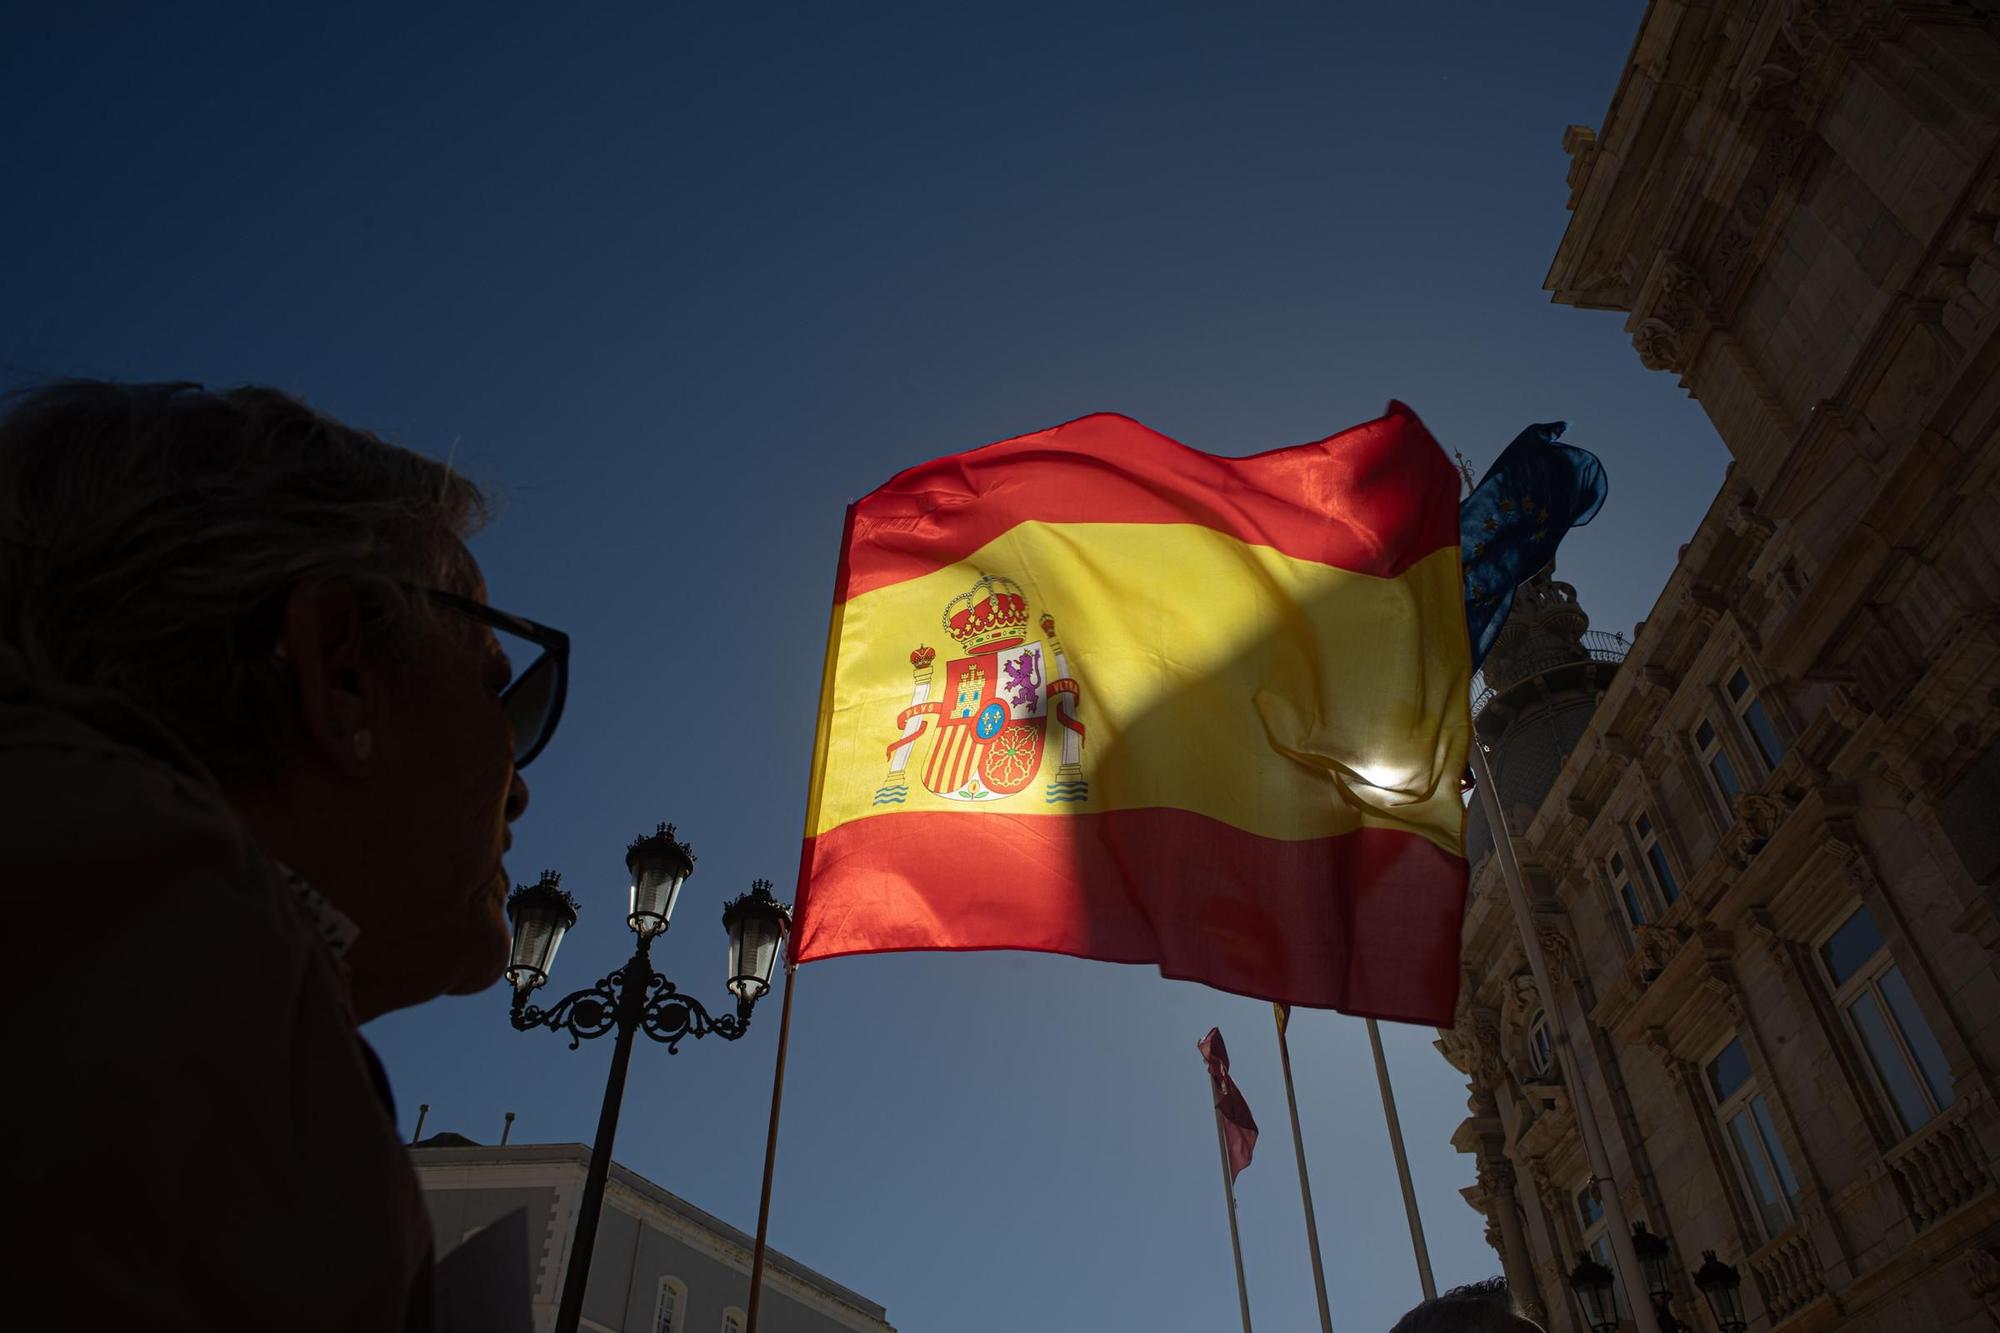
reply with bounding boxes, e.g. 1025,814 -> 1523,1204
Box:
418,587 -> 571,769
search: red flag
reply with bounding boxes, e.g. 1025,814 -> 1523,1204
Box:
1200,1027 -> 1258,1182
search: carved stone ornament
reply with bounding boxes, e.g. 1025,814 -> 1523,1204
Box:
1964,1245 -> 2000,1324
1538,925 -> 1573,986
1510,973 -> 1541,1021
1726,492 -> 1778,539
1791,0 -> 1899,50
1439,1003 -> 1508,1091
1633,317 -> 1686,374
1744,61 -> 1800,111
1630,922 -> 1684,980
1708,114 -> 1814,300
1701,964 -> 1746,1021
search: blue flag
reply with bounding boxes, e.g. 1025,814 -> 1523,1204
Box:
1461,421 -> 1608,671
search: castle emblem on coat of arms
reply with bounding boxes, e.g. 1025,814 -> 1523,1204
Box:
873,572 -> 1087,806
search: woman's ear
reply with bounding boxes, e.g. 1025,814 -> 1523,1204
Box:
277,583 -> 381,778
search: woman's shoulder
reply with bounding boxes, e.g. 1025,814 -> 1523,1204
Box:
0,690 -> 294,939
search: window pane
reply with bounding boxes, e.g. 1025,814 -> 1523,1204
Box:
1620,882 -> 1646,928
1708,1038 -> 1752,1101
1636,813 -> 1654,838
1709,750 -> 1741,799
1728,1109 -> 1791,1236
1820,906 -> 1885,987
1878,965 -> 1955,1113
1728,669 -> 1751,701
1849,989 -> 1928,1135
1743,698 -> 1787,768
1577,1185 -> 1604,1228
1697,719 -> 1718,749
1647,844 -> 1679,903
1610,852 -> 1625,876
1750,1094 -> 1802,1201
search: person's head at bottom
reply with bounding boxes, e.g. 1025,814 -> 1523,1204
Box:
1389,1277 -> 1544,1333
0,380 -> 545,1018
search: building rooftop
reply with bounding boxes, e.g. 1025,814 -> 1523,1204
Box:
410,1140 -> 889,1323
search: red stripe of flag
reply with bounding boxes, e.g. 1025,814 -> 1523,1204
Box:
793,809 -> 1466,1025
838,402 -> 1459,600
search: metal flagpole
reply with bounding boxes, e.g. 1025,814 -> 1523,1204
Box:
1213,1106 -> 1255,1333
1273,1006 -> 1333,1333
1470,739 -> 1662,1333
743,963 -> 797,1333
1365,1017 -> 1436,1300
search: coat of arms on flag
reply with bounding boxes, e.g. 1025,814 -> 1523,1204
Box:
874,573 -> 1086,807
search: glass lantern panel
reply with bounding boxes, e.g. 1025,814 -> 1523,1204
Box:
629,866 -> 686,935
730,916 -> 783,998
507,913 -> 565,988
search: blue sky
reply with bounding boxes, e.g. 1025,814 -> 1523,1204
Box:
4,4 -> 1725,1330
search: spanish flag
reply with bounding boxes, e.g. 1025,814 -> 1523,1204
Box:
793,404 -> 1471,1024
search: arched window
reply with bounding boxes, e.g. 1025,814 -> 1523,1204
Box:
653,1277 -> 687,1333
722,1308 -> 747,1333
1527,1009 -> 1553,1077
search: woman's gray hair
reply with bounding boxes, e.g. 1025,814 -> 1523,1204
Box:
0,380 -> 488,781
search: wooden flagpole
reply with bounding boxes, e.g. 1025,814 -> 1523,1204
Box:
1366,1017 -> 1436,1300
1273,1007 -> 1333,1333
742,963 -> 797,1333
1213,1107 -> 1255,1333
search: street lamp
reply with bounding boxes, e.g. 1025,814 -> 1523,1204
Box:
505,823 -> 791,1333
1693,1250 -> 1749,1333
1567,1250 -> 1620,1333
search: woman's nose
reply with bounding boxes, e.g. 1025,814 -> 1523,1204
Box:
506,773 -> 530,822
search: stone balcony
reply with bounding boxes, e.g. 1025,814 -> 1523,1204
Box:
1884,1093 -> 1994,1231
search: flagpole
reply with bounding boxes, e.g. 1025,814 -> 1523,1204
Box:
743,963 -> 797,1333
1213,1107 -> 1254,1333
1470,740 -> 1662,1333
1365,1017 -> 1436,1300
1273,1008 -> 1333,1333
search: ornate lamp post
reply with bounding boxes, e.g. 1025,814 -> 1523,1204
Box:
1693,1250 -> 1749,1333
1567,1250 -> 1620,1333
503,826 -> 792,1333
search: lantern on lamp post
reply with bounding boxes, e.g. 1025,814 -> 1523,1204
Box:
505,823 -> 790,1333
1693,1250 -> 1749,1333
1568,1250 -> 1620,1333
1628,1221 -> 1690,1330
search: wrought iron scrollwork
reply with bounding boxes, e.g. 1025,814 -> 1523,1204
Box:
638,976 -> 749,1051
511,946 -> 749,1052
511,970 -> 623,1049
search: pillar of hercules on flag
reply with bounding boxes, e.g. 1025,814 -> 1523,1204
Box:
793,402 -> 1474,1025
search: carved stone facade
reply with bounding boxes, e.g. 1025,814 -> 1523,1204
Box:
1447,3 -> 2000,1329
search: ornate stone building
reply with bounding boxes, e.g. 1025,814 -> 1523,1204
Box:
1437,2 -> 2000,1329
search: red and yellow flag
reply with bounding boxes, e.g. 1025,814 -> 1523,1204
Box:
792,404 -> 1471,1023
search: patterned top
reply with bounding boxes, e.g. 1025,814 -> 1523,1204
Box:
278,861 -> 360,961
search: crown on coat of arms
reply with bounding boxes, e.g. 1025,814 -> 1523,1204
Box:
943,572 -> 1030,653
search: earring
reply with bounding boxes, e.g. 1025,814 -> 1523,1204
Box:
353,730 -> 374,761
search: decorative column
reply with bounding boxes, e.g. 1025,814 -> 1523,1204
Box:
1479,1149 -> 1546,1323
1040,613 -> 1088,802
875,646 -> 936,804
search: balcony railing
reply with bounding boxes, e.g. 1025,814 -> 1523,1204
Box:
1885,1097 -> 1993,1229
1747,1221 -> 1824,1325
1471,629 -> 1629,718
